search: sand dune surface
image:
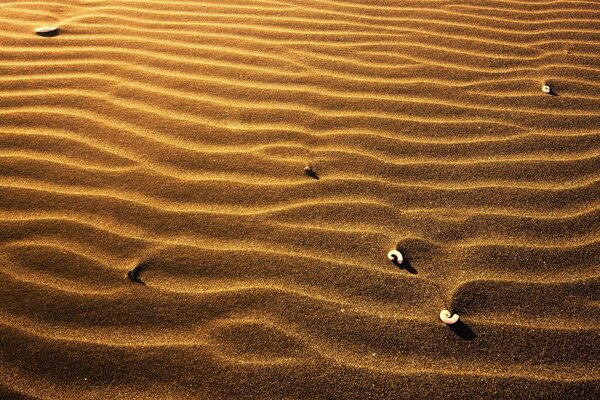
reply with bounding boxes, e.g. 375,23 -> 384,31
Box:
0,0 -> 599,399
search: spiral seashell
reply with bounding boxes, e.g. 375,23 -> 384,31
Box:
542,85 -> 551,94
387,249 -> 403,264
439,310 -> 459,325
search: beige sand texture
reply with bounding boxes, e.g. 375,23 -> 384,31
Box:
0,0 -> 599,399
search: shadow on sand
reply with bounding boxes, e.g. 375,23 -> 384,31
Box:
36,29 -> 60,37
127,260 -> 152,285
449,320 -> 477,340
391,257 -> 418,275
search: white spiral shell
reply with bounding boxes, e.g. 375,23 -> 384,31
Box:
439,310 -> 459,325
387,249 -> 403,264
542,85 -> 551,94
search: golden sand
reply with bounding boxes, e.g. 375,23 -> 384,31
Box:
1,0 -> 599,398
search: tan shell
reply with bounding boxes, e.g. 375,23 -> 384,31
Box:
542,85 -> 552,94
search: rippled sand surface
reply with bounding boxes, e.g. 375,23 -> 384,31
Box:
1,0 -> 599,398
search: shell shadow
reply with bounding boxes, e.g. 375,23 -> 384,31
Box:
449,320 -> 477,340
390,251 -> 418,274
126,260 -> 153,285
36,30 -> 60,37
305,170 -> 319,180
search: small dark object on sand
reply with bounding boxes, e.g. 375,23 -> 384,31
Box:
304,165 -> 319,179
126,261 -> 149,285
35,26 -> 59,37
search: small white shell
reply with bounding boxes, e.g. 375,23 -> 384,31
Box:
440,309 -> 459,325
542,85 -> 551,94
387,249 -> 403,264
35,26 -> 59,35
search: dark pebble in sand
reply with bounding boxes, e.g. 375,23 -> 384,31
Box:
304,165 -> 319,179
